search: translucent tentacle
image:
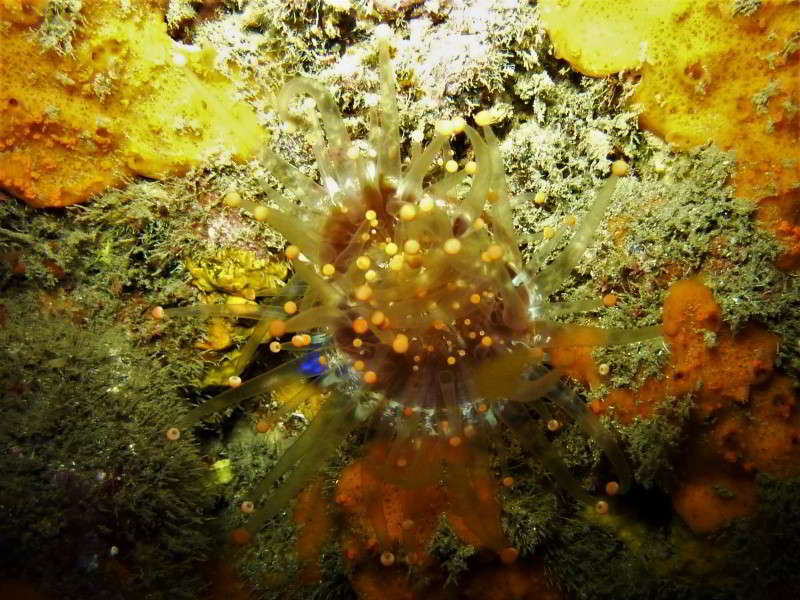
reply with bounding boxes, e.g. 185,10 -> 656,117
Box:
482,126 -> 519,263
438,369 -> 463,433
497,403 -> 595,504
254,379 -> 321,434
277,78 -> 356,196
507,368 -> 562,403
291,261 -> 346,305
377,428 -> 439,490
176,354 -> 310,429
535,175 -> 619,296
231,316 -> 273,374
163,304 -> 280,321
459,125 -> 492,222
278,78 -> 351,153
231,198 -> 323,265
443,446 -> 507,551
526,226 -> 570,275
544,298 -> 605,316
284,305 -> 347,333
375,40 -> 402,182
549,386 -> 632,493
534,323 -> 662,348
244,392 -> 363,532
494,258 -> 529,331
424,170 -> 468,198
261,147 -> 327,206
396,135 -> 447,204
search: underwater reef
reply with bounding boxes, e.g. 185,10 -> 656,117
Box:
1,2 -> 799,600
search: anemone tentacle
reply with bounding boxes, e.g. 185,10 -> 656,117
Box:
155,37 -> 659,562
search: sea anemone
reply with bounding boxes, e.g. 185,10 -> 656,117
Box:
155,36 -> 660,558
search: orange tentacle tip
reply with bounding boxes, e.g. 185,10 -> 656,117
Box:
230,527 -> 251,546
499,547 -> 519,564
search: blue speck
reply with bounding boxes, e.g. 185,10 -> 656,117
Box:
299,351 -> 327,376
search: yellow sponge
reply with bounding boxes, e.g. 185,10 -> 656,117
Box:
0,0 -> 265,207
539,0 -> 800,201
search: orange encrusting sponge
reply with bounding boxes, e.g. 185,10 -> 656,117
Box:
594,279 -> 799,534
334,438 -> 509,570
601,279 -> 778,424
757,189 -> 800,271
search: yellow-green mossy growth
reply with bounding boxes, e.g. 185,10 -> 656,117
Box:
186,248 -> 289,298
0,0 -> 265,207
183,248 -> 289,386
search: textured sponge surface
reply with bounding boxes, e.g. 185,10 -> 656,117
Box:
0,0 -> 264,207
539,0 -> 800,201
